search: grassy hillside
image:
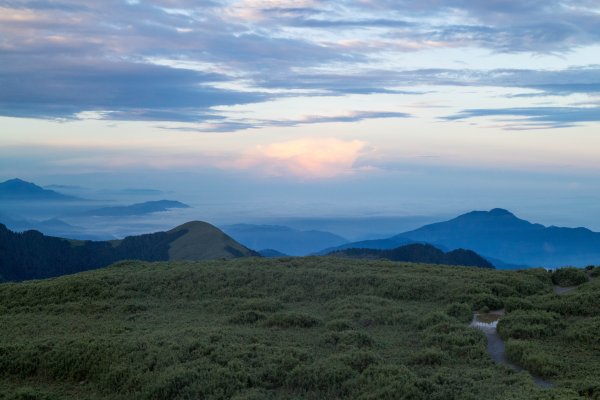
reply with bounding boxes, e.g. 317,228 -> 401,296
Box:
0,258 -> 598,399
0,221 -> 257,281
167,221 -> 258,260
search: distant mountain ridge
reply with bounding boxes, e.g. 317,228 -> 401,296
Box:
80,200 -> 190,217
222,224 -> 348,256
259,249 -> 289,258
325,208 -> 600,268
0,221 -> 258,281
317,236 -> 416,255
328,243 -> 494,269
0,178 -> 81,201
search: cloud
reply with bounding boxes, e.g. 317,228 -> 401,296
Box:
160,110 -> 411,132
0,54 -> 269,120
0,1 -> 347,121
231,138 -> 368,178
278,66 -> 600,97
445,107 -> 600,129
2,0 -> 600,124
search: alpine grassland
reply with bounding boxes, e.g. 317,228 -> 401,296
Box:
0,258 -> 598,399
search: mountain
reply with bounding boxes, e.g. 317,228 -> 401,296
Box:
317,236 -> 415,255
0,221 -> 258,281
259,249 -> 289,258
398,208 -> 600,267
327,208 -> 600,268
80,200 -> 190,216
328,243 -> 493,269
221,224 -> 348,256
0,178 -> 81,201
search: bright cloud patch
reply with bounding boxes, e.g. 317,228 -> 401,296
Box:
233,138 -> 368,178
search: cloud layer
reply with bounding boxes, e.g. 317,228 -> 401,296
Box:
1,0 -> 600,129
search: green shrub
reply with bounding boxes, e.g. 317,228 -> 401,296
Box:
469,293 -> 503,311
489,282 -> 516,297
3,388 -> 61,400
497,310 -> 563,340
552,268 -> 588,287
324,331 -> 374,349
379,279 -> 444,301
265,312 -> 320,328
503,297 -> 536,312
345,364 -> 422,400
408,348 -> 447,366
591,268 -> 600,278
540,291 -> 600,316
445,303 -> 472,323
519,268 -> 553,284
287,358 -> 356,394
229,310 -> 267,324
143,367 -> 201,399
424,323 -> 486,359
417,312 -> 453,329
505,340 -> 560,378
333,350 -> 379,373
238,299 -> 282,312
574,379 -> 600,399
564,318 -> 600,345
326,319 -> 354,331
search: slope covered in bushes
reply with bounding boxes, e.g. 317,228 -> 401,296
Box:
0,258 -> 597,399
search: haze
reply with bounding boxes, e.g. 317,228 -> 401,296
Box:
2,1 -> 600,230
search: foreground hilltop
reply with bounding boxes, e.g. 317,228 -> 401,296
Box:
0,258 -> 598,399
0,221 -> 258,281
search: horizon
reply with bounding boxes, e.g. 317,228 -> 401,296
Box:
2,1 -> 600,230
1,175 -> 599,235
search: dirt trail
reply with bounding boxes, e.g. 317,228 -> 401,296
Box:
471,275 -> 598,388
470,311 -> 553,388
553,285 -> 576,295
553,273 -> 596,295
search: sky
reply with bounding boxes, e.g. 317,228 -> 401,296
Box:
1,0 -> 600,228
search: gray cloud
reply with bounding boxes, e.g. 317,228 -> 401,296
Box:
0,55 -> 265,120
445,107 -> 600,129
1,0 -> 600,123
160,110 -> 411,133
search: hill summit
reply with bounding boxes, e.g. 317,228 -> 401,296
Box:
0,221 -> 258,281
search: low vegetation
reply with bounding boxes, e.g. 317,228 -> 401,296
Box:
551,267 -> 589,287
0,258 -> 598,399
498,276 -> 600,395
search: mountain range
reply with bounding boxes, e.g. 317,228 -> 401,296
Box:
0,178 -> 81,202
323,208 -> 600,268
222,224 -> 348,256
0,221 -> 258,282
328,243 -> 494,268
